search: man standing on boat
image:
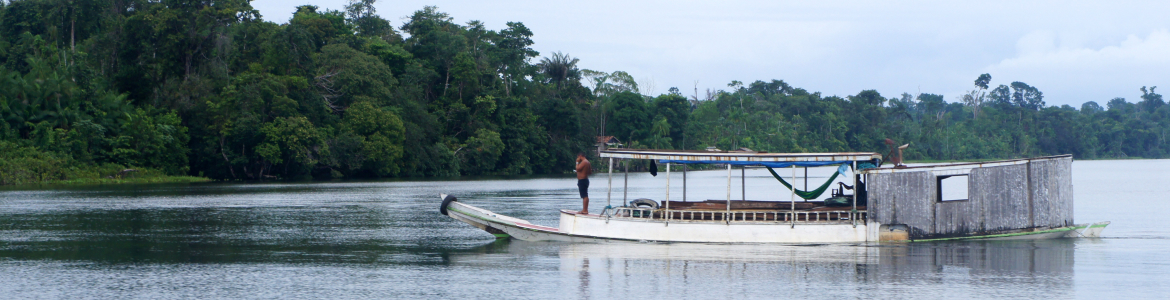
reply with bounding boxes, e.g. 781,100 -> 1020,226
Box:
575,153 -> 593,214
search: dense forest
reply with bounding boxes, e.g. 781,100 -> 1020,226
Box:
0,0 -> 1166,184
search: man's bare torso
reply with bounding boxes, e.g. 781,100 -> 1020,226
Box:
576,159 -> 592,179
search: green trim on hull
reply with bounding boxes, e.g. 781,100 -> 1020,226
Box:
911,226 -> 1076,242
492,233 -> 510,238
1072,223 -> 1109,230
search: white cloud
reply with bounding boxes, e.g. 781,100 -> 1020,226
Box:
249,0 -> 1170,106
984,29 -> 1170,105
996,29 -> 1170,71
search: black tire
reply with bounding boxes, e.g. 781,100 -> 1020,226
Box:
440,195 -> 458,215
630,198 -> 659,209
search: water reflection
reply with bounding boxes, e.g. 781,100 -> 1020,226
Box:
2,159 -> 1168,298
434,239 -> 1077,298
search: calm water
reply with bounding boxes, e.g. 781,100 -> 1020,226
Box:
1,159 -> 1168,299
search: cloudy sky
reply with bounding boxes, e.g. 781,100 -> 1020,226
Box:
251,0 -> 1170,107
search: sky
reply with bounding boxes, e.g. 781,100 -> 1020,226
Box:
250,0 -> 1170,107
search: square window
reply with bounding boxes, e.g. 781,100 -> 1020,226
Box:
937,175 -> 969,202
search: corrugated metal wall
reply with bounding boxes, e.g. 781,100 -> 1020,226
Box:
868,156 -> 1073,239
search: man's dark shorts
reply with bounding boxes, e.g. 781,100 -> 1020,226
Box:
578,178 -> 589,198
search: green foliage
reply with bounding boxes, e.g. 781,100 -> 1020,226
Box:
258,116 -> 325,176
606,91 -> 649,142
111,109 -> 190,175
458,128 -> 505,175
340,101 -> 405,176
0,141 -> 69,184
0,140 -> 199,185
683,75 -> 1170,161
652,94 -> 690,148
1,1 -> 1166,186
539,51 -> 580,88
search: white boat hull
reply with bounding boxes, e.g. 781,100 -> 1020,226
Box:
445,199 -> 870,243
557,209 -> 869,243
443,198 -> 1111,244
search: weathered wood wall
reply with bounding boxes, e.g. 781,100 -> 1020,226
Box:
868,156 -> 1074,239
1029,158 -> 1076,228
973,163 -> 1030,232
868,171 -> 936,238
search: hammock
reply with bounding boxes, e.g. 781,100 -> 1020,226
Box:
765,164 -> 848,200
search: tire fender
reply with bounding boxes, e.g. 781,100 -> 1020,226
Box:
440,195 -> 458,215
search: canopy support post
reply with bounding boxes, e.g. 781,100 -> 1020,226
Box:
852,160 -> 858,228
804,167 -> 808,202
607,158 -> 613,208
623,159 -> 629,205
665,162 -> 671,202
683,164 -> 687,202
791,165 -> 796,228
741,167 -> 746,201
665,162 -> 671,225
726,164 -> 732,224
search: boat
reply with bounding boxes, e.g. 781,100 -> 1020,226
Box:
439,148 -> 1108,243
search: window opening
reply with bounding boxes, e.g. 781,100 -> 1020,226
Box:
937,175 -> 969,202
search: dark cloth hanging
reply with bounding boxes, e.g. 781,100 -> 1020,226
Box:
649,160 -> 658,176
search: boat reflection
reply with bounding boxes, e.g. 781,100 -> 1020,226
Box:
541,240 -> 1076,298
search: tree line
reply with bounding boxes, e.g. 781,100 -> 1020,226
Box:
676,77 -> 1166,161
0,0 -> 1165,184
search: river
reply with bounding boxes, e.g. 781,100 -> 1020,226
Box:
1,159 -> 1167,299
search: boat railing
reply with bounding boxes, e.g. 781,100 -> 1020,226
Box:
602,207 -> 866,224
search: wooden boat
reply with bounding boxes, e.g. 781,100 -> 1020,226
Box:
440,149 -> 1108,243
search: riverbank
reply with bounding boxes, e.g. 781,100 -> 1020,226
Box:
0,162 -> 210,187
2,174 -> 211,187
42,175 -> 211,185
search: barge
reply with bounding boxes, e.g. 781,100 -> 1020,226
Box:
440,149 -> 1108,243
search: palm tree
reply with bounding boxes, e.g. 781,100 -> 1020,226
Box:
537,52 -> 580,89
647,116 -> 673,149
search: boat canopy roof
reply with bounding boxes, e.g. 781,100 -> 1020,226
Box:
599,149 -> 882,168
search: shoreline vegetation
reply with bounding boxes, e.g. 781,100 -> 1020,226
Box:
13,175 -> 211,187
0,157 -> 211,186
4,156 -> 1163,188
2,1 -> 1168,187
